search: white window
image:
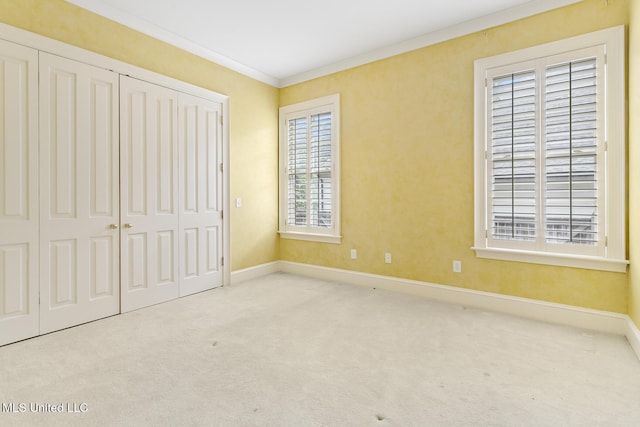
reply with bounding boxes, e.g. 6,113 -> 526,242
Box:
279,94 -> 341,243
473,26 -> 627,272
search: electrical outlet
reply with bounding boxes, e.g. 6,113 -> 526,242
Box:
453,260 -> 462,273
350,249 -> 357,259
385,253 -> 392,264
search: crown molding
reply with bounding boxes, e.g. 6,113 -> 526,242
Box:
279,0 -> 582,87
66,0 -> 581,88
64,0 -> 280,86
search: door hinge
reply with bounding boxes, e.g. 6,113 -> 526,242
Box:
220,163 -> 224,173
220,115 -> 223,126
221,210 -> 223,219
221,257 -> 224,266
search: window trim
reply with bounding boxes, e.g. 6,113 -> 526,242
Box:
472,26 -> 627,272
278,94 -> 341,244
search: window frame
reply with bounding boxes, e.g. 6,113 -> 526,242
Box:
278,94 -> 341,243
473,26 -> 627,272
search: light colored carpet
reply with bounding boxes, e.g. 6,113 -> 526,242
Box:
0,272 -> 639,426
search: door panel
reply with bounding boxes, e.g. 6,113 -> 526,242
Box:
92,81 -> 116,217
0,40 -> 39,346
50,239 -> 77,307
50,70 -> 77,218
127,233 -> 147,289
157,230 -> 175,283
206,226 -> 220,273
39,52 -> 119,334
178,93 -> 223,297
91,235 -> 115,297
120,76 -> 179,312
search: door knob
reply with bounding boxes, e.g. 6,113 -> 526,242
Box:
124,223 -> 133,228
109,224 -> 119,229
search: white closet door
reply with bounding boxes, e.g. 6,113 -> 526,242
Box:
39,52 -> 120,334
0,40 -> 39,346
120,76 -> 179,312
178,93 -> 224,297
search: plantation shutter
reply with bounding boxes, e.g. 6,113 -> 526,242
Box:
544,58 -> 598,245
287,117 -> 308,226
490,70 -> 537,241
488,55 -> 600,248
310,112 -> 333,227
286,112 -> 333,229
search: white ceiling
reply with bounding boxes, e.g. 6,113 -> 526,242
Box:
65,0 -> 580,87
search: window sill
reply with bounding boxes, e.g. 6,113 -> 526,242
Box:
472,247 -> 628,273
279,231 -> 342,244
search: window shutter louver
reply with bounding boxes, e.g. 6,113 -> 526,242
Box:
490,70 -> 537,241
544,58 -> 598,246
288,117 -> 308,226
310,112 -> 333,228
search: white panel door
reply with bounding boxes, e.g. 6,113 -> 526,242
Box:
39,52 -> 120,334
0,40 -> 39,346
178,93 -> 224,297
120,76 -> 179,312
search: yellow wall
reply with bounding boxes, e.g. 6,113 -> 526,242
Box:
629,0 -> 640,328
0,0 -> 280,271
279,0 -> 630,313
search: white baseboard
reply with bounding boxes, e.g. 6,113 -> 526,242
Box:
232,260 -> 640,361
626,317 -> 640,360
230,261 -> 281,284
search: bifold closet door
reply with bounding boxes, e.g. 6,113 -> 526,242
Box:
120,76 -> 179,312
0,40 -> 39,346
39,52 -> 120,334
178,93 -> 223,297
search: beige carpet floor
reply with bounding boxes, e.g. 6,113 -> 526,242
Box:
1,272 -> 639,426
